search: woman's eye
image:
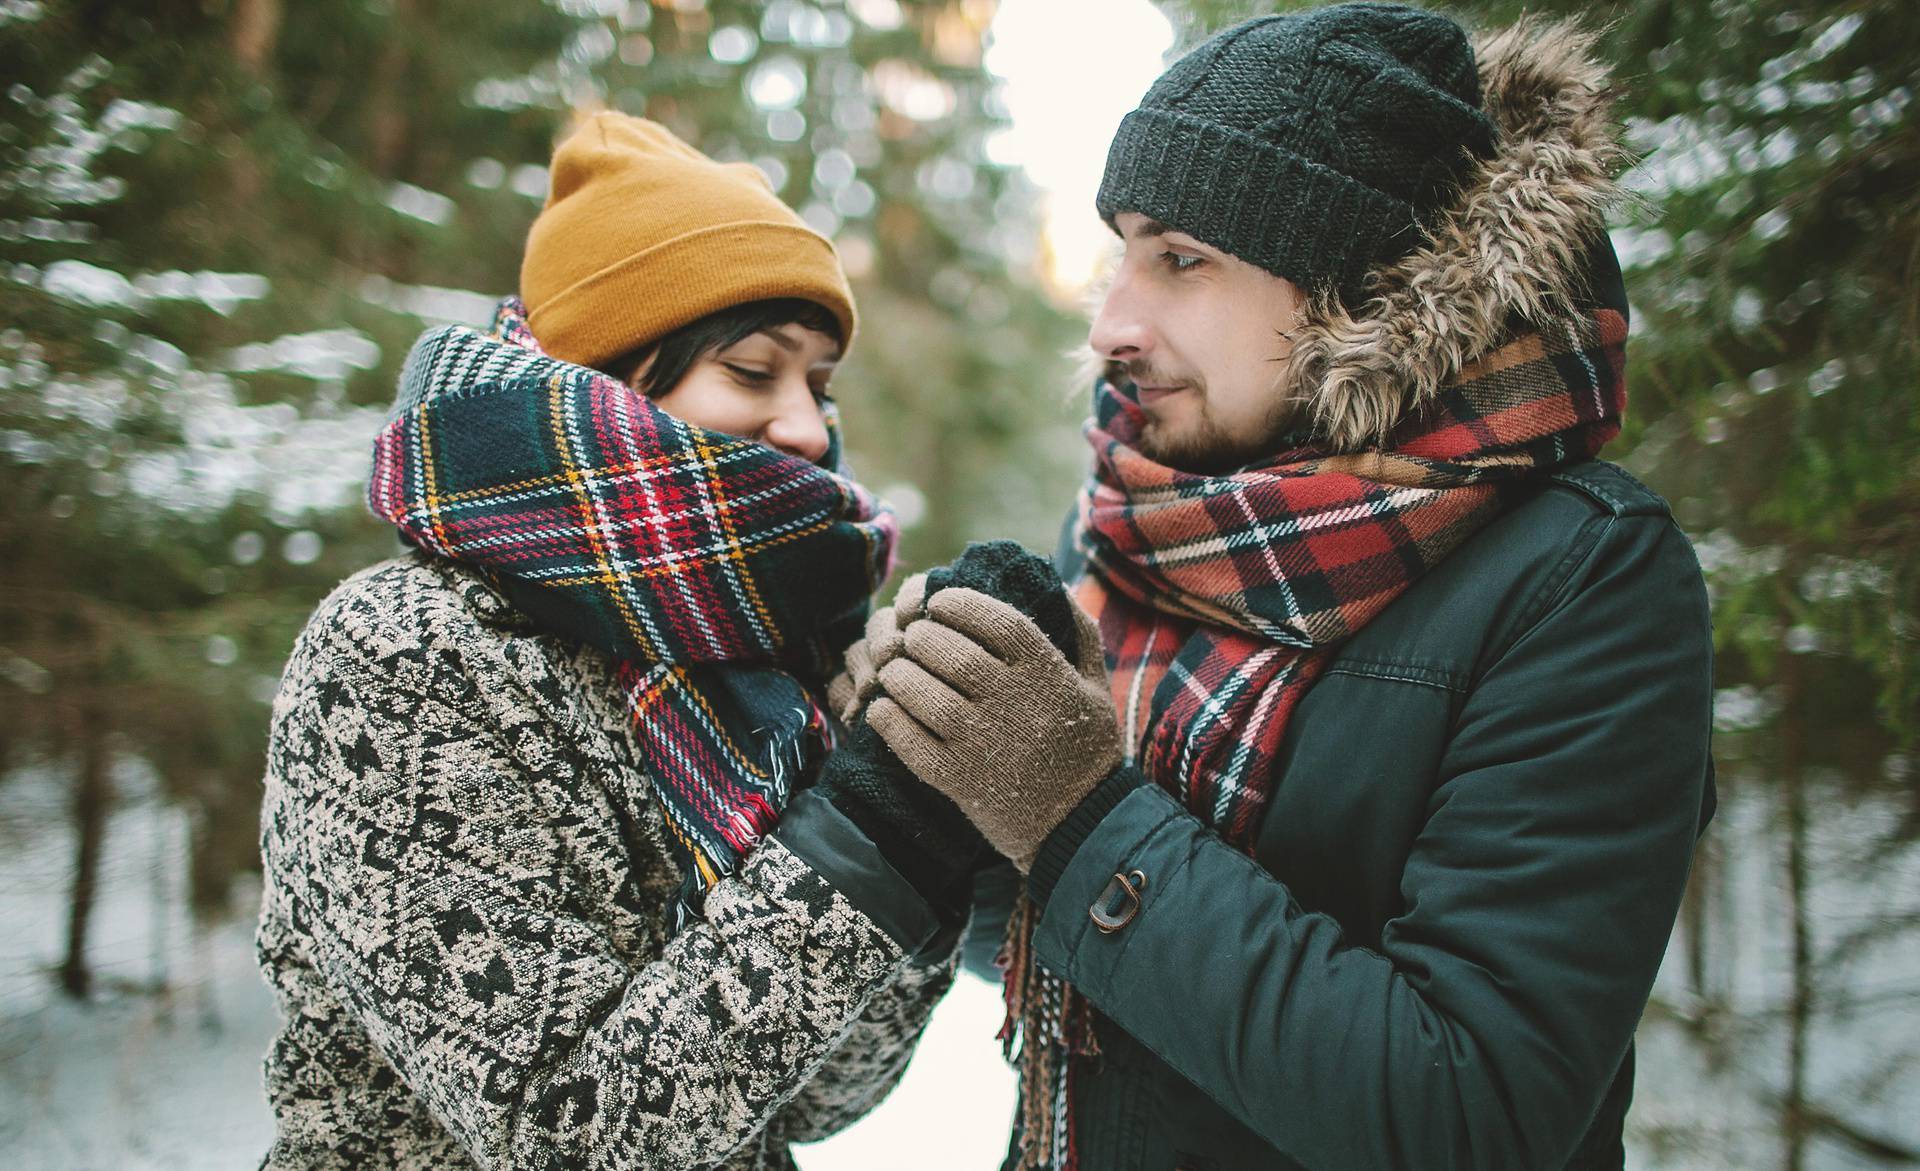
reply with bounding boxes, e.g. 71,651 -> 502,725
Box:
724,362 -> 774,384
1161,250 -> 1203,273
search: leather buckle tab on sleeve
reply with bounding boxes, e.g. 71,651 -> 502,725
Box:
1090,869 -> 1148,934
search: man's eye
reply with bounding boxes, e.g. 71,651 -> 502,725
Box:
1161,251 -> 1203,273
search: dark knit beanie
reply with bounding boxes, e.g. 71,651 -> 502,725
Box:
1097,2 -> 1497,300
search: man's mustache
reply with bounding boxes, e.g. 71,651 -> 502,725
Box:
1107,358 -> 1197,392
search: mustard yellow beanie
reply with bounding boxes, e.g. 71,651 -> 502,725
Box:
520,112 -> 856,369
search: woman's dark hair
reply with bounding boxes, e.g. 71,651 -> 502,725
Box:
599,297 -> 843,397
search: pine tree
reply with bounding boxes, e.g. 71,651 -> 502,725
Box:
1,0 -> 653,995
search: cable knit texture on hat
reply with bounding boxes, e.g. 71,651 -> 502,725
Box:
520,112 -> 856,369
1097,2 -> 1497,298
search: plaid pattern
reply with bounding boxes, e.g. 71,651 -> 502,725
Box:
1004,307 -> 1627,1171
1082,306 -> 1627,845
370,299 -> 897,925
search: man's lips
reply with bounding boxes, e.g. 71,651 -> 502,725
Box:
1136,383 -> 1190,405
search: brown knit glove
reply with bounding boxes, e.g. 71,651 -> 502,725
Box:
828,572 -> 929,723
867,586 -> 1121,872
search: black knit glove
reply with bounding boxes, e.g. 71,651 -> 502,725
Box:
812,723 -> 981,911
814,541 -> 1083,910
922,540 -> 1083,659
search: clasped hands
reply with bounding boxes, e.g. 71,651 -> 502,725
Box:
829,549 -> 1123,873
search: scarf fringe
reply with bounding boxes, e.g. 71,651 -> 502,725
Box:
999,894 -> 1101,1171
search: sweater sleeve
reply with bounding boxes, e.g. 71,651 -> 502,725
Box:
1025,512 -> 1714,1171
765,947 -> 958,1145
262,623 -> 916,1171
758,792 -> 967,1144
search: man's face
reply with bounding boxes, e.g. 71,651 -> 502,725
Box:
1088,211 -> 1308,473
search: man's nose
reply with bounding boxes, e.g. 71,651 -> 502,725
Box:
761,384 -> 830,464
1087,267 -> 1151,361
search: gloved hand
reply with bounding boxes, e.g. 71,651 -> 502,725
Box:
867,557 -> 1123,872
810,718 -> 983,911
828,572 -> 929,723
815,540 -> 1095,896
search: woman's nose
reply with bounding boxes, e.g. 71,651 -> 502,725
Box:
761,383 -> 830,464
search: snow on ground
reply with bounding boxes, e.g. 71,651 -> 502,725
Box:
797,973 -> 1016,1170
0,765 -> 277,1168
4,758 -> 1912,1170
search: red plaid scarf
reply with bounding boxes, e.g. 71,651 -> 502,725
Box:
1001,307 -> 1628,1170
370,299 -> 896,927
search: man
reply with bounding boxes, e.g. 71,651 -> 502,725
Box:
850,5 -> 1715,1169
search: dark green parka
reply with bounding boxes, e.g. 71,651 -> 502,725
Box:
966,458 -> 1714,1171
963,19 -> 1717,1171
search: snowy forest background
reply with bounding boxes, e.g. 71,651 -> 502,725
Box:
1,0 -> 1915,1168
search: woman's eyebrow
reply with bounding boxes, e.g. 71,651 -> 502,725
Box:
757,326 -> 840,365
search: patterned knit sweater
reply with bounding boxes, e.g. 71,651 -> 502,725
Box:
256,553 -> 956,1170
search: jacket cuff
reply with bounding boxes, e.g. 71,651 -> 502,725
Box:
773,788 -> 942,956
1027,765 -> 1148,909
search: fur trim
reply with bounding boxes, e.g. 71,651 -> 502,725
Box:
1284,17 -> 1629,452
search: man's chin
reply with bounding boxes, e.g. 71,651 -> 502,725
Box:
1137,420 -> 1250,476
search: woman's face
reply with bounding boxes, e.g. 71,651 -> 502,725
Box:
639,324 -> 840,464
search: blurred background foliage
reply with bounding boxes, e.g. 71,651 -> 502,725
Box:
1,0 -> 1916,1165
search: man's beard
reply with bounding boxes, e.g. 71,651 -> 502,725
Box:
1113,361 -> 1295,475
1137,408 -> 1271,474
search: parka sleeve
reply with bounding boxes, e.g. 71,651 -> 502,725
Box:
262,624 -> 925,1171
1024,511 -> 1714,1171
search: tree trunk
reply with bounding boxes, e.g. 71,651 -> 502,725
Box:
228,0 -> 283,77
1778,648 -> 1812,1171
1681,828 -> 1711,1005
58,714 -> 112,1000
218,0 -> 283,213
366,0 -> 418,179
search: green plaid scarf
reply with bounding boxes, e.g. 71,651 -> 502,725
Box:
369,299 -> 896,926
1001,306 -> 1629,1171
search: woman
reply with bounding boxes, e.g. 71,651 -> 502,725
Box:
256,113 -> 976,1170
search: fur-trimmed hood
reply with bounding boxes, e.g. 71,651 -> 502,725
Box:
1286,17 -> 1629,452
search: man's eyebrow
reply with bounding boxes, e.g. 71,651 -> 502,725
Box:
1129,218 -> 1217,252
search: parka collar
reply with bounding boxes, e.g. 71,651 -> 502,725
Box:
1285,18 -> 1629,452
